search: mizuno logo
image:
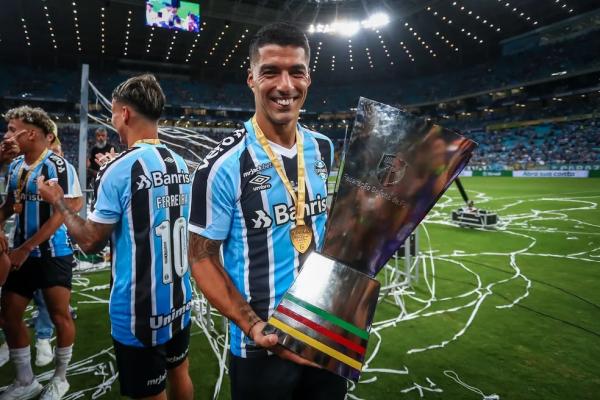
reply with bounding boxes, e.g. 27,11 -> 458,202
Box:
251,210 -> 273,229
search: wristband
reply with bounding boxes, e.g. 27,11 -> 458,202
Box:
247,319 -> 261,340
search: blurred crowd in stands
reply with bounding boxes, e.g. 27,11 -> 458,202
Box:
1,31 -> 598,112
1,26 -> 598,174
466,119 -> 600,170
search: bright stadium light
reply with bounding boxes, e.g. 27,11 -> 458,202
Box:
362,12 -> 390,29
334,21 -> 361,36
309,12 -> 390,36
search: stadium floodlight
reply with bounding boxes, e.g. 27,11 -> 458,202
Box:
362,13 -> 390,29
308,12 -> 390,36
334,21 -> 361,36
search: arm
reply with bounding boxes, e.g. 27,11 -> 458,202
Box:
0,194 -> 15,226
36,176 -> 113,254
9,197 -> 82,267
188,232 -> 316,366
69,196 -> 84,213
188,232 -> 264,337
52,199 -> 113,253
19,197 -> 78,251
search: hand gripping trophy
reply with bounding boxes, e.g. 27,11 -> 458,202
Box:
264,98 -> 477,381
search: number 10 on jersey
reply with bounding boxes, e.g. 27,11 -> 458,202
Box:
155,217 -> 188,284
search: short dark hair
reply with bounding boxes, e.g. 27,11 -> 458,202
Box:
249,22 -> 310,66
112,74 -> 165,121
4,106 -> 53,135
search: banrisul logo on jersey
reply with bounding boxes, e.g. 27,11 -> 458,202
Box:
135,170 -> 191,191
249,193 -> 327,229
314,159 -> 328,181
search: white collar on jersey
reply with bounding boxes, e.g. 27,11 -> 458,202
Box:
266,128 -> 304,159
267,139 -> 297,158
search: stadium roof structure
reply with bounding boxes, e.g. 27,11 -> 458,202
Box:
0,0 -> 598,83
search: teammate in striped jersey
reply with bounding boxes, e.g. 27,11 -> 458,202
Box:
188,23 -> 347,399
0,106 -> 82,400
38,74 -> 193,400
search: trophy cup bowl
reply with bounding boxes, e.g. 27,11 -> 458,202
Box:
264,97 -> 477,381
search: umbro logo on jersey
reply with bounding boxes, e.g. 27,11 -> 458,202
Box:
249,174 -> 272,192
249,174 -> 270,185
164,157 -> 175,164
251,210 -> 273,229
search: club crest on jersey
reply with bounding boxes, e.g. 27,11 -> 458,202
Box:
377,153 -> 408,187
248,174 -> 271,192
314,159 -> 328,181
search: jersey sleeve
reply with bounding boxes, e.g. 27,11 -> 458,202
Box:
89,167 -> 124,224
327,139 -> 335,175
4,162 -> 16,195
46,154 -> 80,198
67,164 -> 83,198
189,160 -> 237,241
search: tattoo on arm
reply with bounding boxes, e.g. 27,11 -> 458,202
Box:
188,232 -> 262,336
241,303 -> 262,338
54,199 -> 113,253
188,232 -> 222,265
55,198 -> 79,220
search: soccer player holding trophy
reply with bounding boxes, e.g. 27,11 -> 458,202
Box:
188,21 -> 475,399
188,23 -> 346,399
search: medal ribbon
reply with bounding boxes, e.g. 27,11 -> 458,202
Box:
132,138 -> 161,146
15,149 -> 49,205
251,116 -> 307,226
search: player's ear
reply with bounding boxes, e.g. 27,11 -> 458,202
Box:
247,69 -> 255,93
122,106 -> 131,124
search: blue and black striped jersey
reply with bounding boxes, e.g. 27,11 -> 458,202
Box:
90,143 -> 193,347
189,119 -> 334,357
6,151 -> 81,257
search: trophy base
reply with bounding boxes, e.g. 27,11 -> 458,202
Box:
264,252 -> 380,381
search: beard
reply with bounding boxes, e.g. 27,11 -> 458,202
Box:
95,140 -> 107,148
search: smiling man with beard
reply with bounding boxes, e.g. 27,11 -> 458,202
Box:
187,23 -> 344,400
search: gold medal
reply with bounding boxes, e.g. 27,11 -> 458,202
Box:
12,203 -> 23,214
252,116 -> 313,253
290,224 -> 312,253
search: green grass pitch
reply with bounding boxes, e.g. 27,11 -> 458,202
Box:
1,177 -> 599,399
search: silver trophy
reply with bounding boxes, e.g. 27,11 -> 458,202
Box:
264,98 -> 476,381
